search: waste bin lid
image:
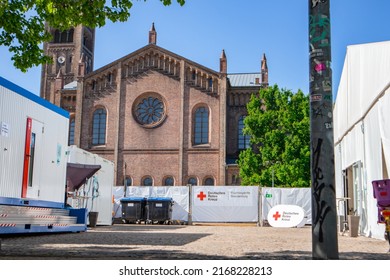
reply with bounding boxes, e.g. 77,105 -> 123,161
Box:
120,197 -> 146,202
147,197 -> 173,202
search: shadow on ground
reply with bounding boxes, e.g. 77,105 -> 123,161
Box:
0,225 -> 389,260
1,248 -> 389,260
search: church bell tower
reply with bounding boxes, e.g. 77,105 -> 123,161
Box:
40,24 -> 95,107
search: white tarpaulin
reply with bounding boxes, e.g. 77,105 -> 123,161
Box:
113,186 -> 189,221
334,41 -> 390,144
378,91 -> 390,177
191,186 -> 259,222
113,186 -> 312,224
333,41 -> 390,240
261,187 -> 312,224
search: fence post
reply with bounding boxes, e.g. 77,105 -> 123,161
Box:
258,186 -> 263,227
187,184 -> 193,225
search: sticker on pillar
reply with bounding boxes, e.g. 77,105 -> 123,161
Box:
267,205 -> 305,228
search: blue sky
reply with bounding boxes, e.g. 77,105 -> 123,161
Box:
1,0 -> 390,99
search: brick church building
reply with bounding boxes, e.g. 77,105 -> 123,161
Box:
40,24 -> 268,186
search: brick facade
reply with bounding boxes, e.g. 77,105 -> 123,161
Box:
41,24 -> 268,186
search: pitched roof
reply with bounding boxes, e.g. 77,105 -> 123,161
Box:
63,80 -> 77,90
86,44 -> 220,78
227,73 -> 262,87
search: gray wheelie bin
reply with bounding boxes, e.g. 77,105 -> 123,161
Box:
120,197 -> 146,224
146,197 -> 173,224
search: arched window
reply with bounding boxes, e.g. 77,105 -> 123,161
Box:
53,28 -> 73,43
204,177 -> 215,186
107,73 -> 113,84
86,58 -> 92,74
92,108 -> 106,145
238,115 -> 250,150
187,177 -> 198,186
232,175 -> 238,185
163,176 -> 174,186
68,28 -> 74,43
54,30 -> 61,43
60,31 -> 67,43
91,80 -> 96,91
208,78 -> 213,89
194,106 -> 209,145
68,118 -> 75,145
125,176 -> 132,187
142,176 -> 153,186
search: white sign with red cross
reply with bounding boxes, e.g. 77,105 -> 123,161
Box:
267,204 -> 306,228
192,186 -> 258,222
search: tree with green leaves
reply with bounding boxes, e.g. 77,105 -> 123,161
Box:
0,0 -> 185,72
238,85 -> 310,188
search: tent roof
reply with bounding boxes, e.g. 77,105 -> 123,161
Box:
334,40 -> 390,143
66,163 -> 101,192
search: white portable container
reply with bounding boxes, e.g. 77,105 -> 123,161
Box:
0,76 -> 69,205
67,145 -> 115,225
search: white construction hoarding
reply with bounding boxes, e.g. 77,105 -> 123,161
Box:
261,187 -> 312,225
191,186 -> 259,222
113,186 -> 190,222
113,186 -> 312,224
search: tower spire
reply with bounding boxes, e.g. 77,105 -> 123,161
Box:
220,49 -> 227,73
261,53 -> 268,85
149,22 -> 157,45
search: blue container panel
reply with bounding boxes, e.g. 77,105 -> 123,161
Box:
0,224 -> 87,234
69,208 -> 88,224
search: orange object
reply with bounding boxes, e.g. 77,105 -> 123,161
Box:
381,210 -> 390,218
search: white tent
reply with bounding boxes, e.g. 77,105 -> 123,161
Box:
333,41 -> 390,240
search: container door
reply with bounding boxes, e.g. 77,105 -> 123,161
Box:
22,118 -> 44,199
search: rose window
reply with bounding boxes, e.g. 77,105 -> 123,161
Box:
133,94 -> 166,128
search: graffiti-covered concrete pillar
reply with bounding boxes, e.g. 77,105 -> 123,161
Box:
308,0 -> 339,259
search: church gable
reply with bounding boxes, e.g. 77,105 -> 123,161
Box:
83,44 -> 221,100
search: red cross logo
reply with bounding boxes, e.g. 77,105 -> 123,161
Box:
197,191 -> 206,201
273,211 -> 281,221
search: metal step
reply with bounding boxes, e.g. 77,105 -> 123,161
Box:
0,205 -> 78,226
0,205 -> 70,216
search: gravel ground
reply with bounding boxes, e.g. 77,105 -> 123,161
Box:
0,224 -> 389,260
